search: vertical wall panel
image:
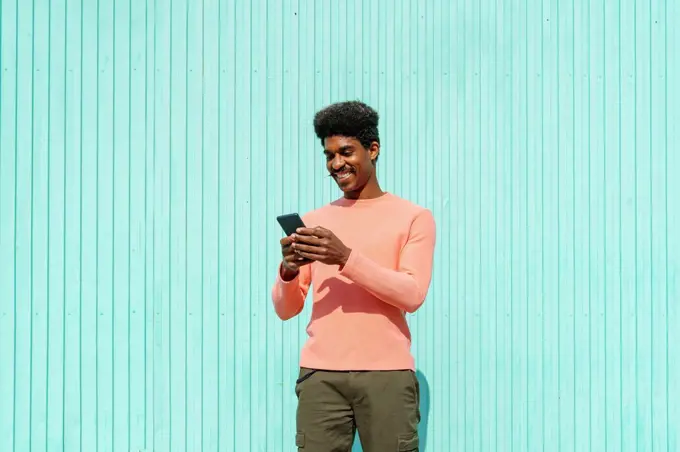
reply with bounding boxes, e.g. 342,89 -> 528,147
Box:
0,0 -> 678,451
0,0 -> 17,449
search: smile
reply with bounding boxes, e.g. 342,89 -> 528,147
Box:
333,169 -> 354,181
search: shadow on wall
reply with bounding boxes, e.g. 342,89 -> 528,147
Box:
352,370 -> 430,451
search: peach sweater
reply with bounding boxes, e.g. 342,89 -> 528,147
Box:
271,193 -> 436,371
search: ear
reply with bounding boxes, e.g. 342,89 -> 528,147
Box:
368,141 -> 380,162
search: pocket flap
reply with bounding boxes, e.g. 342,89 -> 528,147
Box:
295,432 -> 305,448
397,433 -> 419,451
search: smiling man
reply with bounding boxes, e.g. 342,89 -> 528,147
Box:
271,101 -> 436,452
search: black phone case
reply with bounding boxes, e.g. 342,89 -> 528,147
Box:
277,213 -> 305,236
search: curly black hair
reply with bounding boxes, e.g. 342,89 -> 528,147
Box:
313,101 -> 380,152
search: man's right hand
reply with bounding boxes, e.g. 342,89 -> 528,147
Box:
280,235 -> 313,281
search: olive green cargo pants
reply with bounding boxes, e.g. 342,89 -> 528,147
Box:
294,368 -> 420,451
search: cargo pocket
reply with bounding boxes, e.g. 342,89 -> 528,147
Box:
397,432 -> 419,451
295,432 -> 305,449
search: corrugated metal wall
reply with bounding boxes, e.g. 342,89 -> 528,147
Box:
0,0 -> 678,451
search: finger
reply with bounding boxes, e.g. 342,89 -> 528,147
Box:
295,250 -> 326,261
281,258 -> 297,270
292,234 -> 324,246
311,227 -> 331,238
295,226 -> 331,238
294,227 -> 318,236
292,243 -> 326,254
280,236 -> 294,245
284,254 -> 312,264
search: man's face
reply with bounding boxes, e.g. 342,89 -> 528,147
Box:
323,135 -> 379,194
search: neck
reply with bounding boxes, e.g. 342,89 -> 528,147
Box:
344,175 -> 384,200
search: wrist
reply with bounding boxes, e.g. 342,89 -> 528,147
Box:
338,247 -> 352,269
280,262 -> 299,281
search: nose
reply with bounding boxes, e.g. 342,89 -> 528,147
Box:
331,154 -> 345,170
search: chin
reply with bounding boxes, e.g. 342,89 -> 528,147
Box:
336,182 -> 353,192
338,180 -> 365,194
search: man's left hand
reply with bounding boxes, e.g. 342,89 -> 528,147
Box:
291,227 -> 352,267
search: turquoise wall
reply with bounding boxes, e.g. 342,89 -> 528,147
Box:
0,0 -> 678,451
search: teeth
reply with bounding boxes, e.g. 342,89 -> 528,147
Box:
335,171 -> 352,180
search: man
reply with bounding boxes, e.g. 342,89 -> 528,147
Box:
271,101 -> 436,452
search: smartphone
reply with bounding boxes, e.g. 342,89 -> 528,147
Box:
276,213 -> 306,236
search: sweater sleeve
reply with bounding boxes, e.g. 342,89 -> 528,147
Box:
271,261 -> 312,320
338,209 -> 436,313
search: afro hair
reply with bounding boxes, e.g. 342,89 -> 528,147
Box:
313,100 -> 380,150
